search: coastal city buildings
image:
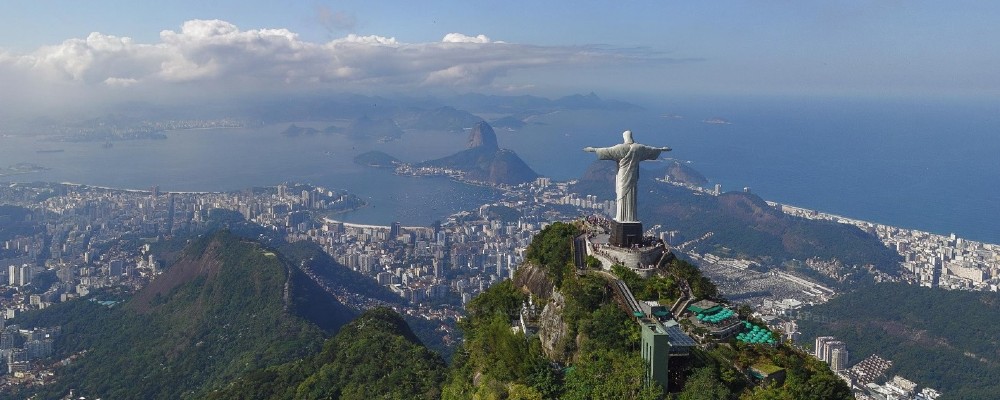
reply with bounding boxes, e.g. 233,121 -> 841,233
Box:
776,204 -> 999,291
0,172 -> 995,392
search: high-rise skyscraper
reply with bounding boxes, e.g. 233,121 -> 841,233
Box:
18,264 -> 31,287
390,222 -> 402,239
301,190 -> 312,208
815,336 -> 849,370
815,336 -> 834,360
830,347 -> 850,371
7,265 -> 17,286
433,259 -> 443,279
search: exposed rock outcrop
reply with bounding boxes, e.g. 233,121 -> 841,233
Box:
466,121 -> 498,149
420,121 -> 538,185
513,262 -> 554,299
537,290 -> 571,362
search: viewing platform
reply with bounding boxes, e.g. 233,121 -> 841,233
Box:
581,216 -> 670,278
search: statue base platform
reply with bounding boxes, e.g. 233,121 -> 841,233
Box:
610,220 -> 643,248
582,218 -> 670,278
586,240 -> 666,278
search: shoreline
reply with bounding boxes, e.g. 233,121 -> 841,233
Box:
8,177 -> 996,248
662,178 -> 1000,247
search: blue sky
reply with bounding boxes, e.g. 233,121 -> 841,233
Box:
1,0 -> 998,115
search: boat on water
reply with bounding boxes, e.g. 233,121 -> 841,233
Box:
36,149 -> 65,153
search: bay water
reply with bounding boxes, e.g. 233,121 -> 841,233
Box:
1,95 -> 997,243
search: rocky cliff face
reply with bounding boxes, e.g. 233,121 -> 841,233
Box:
537,290 -> 571,362
467,121 -> 499,149
513,262 -> 554,299
513,263 -> 571,362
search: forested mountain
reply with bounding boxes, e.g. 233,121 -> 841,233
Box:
9,231 -> 355,399
797,283 -> 1000,399
442,222 -> 849,399
208,307 -> 447,400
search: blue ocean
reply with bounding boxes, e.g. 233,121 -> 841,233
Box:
1,95 -> 997,243
505,95 -> 1000,244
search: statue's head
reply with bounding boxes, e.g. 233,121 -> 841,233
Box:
623,130 -> 634,144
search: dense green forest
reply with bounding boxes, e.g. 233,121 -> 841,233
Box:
797,283 -> 1000,399
445,221 -> 849,399
8,231 -> 353,399
441,279 -> 662,400
208,307 -> 447,399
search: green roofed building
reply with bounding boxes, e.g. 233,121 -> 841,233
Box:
750,363 -> 786,386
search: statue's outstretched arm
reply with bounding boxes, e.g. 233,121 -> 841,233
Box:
583,147 -> 597,152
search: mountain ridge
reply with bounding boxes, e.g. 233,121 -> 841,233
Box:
10,231 -> 355,399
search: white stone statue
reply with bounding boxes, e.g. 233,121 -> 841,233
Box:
584,130 -> 671,222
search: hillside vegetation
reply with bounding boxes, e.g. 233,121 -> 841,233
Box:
444,221 -> 849,399
797,283 -> 1000,399
5,221 -> 855,399
208,307 -> 447,400
10,231 -> 354,399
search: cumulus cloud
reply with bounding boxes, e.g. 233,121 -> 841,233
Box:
0,19 -> 673,112
103,77 -> 139,87
442,33 -> 493,44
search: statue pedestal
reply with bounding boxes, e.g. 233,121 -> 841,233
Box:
610,220 -> 643,248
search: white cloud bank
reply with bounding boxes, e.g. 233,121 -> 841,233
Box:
0,19 -> 658,96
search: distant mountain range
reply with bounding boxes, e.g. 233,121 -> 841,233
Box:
344,115 -> 403,139
15,91 -> 640,138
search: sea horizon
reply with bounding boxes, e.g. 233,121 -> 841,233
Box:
1,95 -> 997,244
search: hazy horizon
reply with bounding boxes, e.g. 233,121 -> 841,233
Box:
2,2 -> 999,120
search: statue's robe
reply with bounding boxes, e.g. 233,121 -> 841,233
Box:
594,143 -> 664,222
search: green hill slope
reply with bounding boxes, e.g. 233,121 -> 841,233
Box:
797,283 -> 1000,399
442,220 -> 849,399
11,231 -> 355,399
208,307 -> 447,400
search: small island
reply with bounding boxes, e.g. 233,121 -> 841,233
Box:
280,124 -> 320,136
353,151 -> 401,168
489,115 -> 526,130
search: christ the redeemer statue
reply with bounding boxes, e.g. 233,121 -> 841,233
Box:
584,130 -> 671,223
